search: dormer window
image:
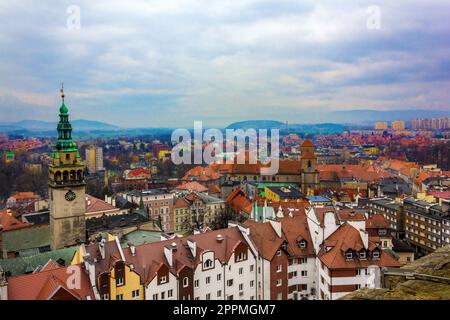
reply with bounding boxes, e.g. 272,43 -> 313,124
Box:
359,250 -> 366,260
160,275 -> 167,284
204,259 -> 213,270
298,240 -> 307,249
372,250 -> 380,259
236,251 -> 247,262
345,250 -> 353,260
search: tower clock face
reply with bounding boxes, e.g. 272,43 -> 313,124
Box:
65,190 -> 76,202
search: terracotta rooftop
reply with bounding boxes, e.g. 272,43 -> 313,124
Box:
85,194 -> 117,214
366,214 -> 391,229
301,139 -> 314,147
0,209 -> 31,231
84,227 -> 250,285
7,264 -> 94,300
175,181 -> 208,193
319,223 -> 401,270
226,188 -> 253,215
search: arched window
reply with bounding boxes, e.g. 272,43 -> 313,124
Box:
55,171 -> 62,182
308,160 -> 312,168
183,277 -> 189,288
70,170 -> 76,181
77,170 -> 83,180
63,171 -> 69,181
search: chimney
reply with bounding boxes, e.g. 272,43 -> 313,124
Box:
268,219 -> 282,238
164,242 -> 177,267
99,239 -> 106,260
187,239 -> 197,258
360,229 -> 369,249
128,243 -> 136,256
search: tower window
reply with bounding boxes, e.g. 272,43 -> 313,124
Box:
308,160 -> 312,168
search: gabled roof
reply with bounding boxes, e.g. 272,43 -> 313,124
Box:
182,166 -> 221,182
366,214 -> 390,229
301,139 -> 314,147
319,223 -> 401,270
7,264 -> 94,300
337,209 -> 366,222
85,194 -> 117,214
226,188 -> 252,215
37,259 -> 62,273
279,212 -> 315,257
175,181 -> 208,193
84,227 -> 250,285
244,220 -> 284,260
0,209 -> 31,231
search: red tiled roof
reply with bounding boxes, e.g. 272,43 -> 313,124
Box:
280,213 -> 315,257
208,184 -> 222,194
174,197 -> 191,208
366,214 -> 390,229
301,139 -> 314,147
85,227 -> 250,285
38,259 -> 63,273
9,192 -> 39,201
8,264 -> 94,300
85,195 -> 117,214
0,209 -> 31,231
244,219 -> 284,260
175,181 -> 208,193
319,223 -> 401,270
182,166 -> 221,181
318,164 -> 392,182
226,188 -> 252,215
337,209 -> 366,222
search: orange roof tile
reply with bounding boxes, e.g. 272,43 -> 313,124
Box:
0,209 -> 31,231
175,181 -> 208,193
85,195 -> 117,214
319,223 -> 401,270
7,264 -> 94,300
366,214 -> 390,229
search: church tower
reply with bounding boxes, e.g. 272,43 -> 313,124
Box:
49,86 -> 86,250
300,139 -> 319,195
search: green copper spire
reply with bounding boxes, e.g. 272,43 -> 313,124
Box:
55,85 -> 78,152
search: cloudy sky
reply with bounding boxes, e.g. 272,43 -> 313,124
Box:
0,0 -> 449,127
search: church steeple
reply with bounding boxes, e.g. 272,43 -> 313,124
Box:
56,84 -> 77,152
49,86 -> 86,250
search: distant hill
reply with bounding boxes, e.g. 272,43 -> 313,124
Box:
225,110 -> 450,129
226,120 -> 285,130
226,120 -> 345,134
0,119 -> 120,132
